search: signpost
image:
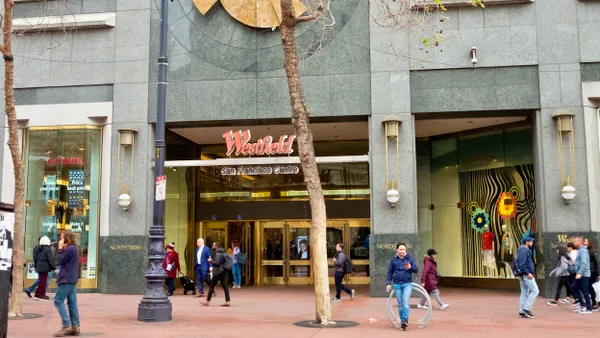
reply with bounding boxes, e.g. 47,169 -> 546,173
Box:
0,202 -> 15,338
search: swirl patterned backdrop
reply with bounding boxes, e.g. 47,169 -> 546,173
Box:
460,164 -> 537,278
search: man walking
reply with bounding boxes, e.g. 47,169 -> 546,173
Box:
194,238 -> 212,297
331,243 -> 355,302
516,236 -> 538,318
572,237 -> 593,314
386,243 -> 418,331
201,242 -> 231,307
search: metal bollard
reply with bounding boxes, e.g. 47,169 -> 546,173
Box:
386,283 -> 433,329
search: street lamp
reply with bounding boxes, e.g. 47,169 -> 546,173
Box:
137,0 -> 172,322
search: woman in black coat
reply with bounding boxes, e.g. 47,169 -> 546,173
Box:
33,236 -> 55,300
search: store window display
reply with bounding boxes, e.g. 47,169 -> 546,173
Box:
23,129 -> 101,287
481,225 -> 497,278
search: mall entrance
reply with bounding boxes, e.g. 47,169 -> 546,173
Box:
197,219 -> 370,286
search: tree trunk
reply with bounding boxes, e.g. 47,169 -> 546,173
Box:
3,0 -> 25,317
280,0 -> 332,325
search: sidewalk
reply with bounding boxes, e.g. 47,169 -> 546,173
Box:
8,286 -> 598,337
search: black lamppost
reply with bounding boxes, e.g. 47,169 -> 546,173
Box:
137,0 -> 172,322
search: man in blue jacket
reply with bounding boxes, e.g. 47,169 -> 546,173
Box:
516,236 -> 538,318
386,243 -> 418,331
572,236 -> 593,314
194,238 -> 212,297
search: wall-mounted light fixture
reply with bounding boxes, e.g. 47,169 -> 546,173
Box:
470,47 -> 478,66
117,127 -> 138,211
382,115 -> 402,207
552,110 -> 576,203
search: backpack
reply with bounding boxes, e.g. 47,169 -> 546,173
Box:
223,253 -> 233,271
511,252 -> 522,277
344,256 -> 354,275
237,252 -> 247,265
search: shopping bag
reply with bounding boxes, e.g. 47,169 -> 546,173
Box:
592,281 -> 600,303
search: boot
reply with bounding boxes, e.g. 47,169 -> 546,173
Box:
54,327 -> 72,337
221,302 -> 231,307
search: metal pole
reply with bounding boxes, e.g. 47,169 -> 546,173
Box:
137,0 -> 172,322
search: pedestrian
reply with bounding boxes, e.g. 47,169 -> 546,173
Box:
331,243 -> 355,302
231,241 -> 242,289
566,242 -> 579,305
417,249 -> 449,310
194,238 -> 214,297
163,243 -> 180,296
571,237 -> 593,314
386,243 -> 419,331
25,236 -> 50,299
546,246 -> 572,306
516,236 -> 538,319
583,238 -> 599,311
201,242 -> 231,307
33,236 -> 55,301
53,230 -> 81,337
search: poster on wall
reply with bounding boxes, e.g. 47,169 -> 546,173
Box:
0,210 -> 14,271
87,265 -> 96,279
27,262 -> 38,279
45,175 -> 57,203
67,170 -> 86,207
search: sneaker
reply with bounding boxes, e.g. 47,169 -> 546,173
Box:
560,298 -> 571,304
38,297 -> 48,302
546,300 -> 558,306
351,289 -> 356,300
400,322 -> 408,331
518,312 -> 526,318
54,327 -> 72,337
573,306 -> 585,312
417,304 -> 428,309
593,307 -> 599,312
441,304 -> 449,311
221,302 -> 231,307
25,290 -> 32,298
523,310 -> 535,318
331,297 -> 341,302
578,309 -> 593,315
571,302 -> 581,307
200,301 -> 209,307
70,326 -> 81,336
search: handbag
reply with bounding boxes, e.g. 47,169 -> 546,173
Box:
166,256 -> 175,271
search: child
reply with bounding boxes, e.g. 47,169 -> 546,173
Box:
417,249 -> 449,310
547,246 -> 572,306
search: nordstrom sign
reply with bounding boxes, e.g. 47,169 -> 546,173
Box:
223,130 -> 296,157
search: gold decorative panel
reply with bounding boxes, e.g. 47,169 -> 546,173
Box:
193,0 -> 307,28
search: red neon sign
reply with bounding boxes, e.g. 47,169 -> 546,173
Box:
223,130 -> 296,157
45,157 -> 84,166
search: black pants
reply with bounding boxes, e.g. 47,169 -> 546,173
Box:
207,272 -> 230,302
554,275 -> 572,300
165,278 -> 175,295
334,271 -> 352,299
589,273 -> 598,306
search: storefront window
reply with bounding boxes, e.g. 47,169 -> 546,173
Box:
23,128 -> 101,284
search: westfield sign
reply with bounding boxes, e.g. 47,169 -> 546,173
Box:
223,130 -> 296,157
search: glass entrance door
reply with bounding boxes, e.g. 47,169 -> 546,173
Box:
346,220 -> 370,284
202,221 -> 228,251
260,222 -> 285,284
287,221 -> 311,285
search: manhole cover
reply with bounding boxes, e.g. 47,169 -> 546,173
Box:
80,333 -> 105,337
293,320 -> 359,328
8,313 -> 43,320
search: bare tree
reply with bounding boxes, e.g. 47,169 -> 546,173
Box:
0,0 -> 25,318
279,0 -> 482,325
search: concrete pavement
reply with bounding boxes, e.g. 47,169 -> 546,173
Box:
8,286 -> 598,337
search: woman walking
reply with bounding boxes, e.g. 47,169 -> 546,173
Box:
163,243 -> 180,296
547,246 -> 572,306
417,249 -> 449,310
53,230 -> 81,337
33,236 -> 55,301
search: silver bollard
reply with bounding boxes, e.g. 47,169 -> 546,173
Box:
386,283 -> 432,329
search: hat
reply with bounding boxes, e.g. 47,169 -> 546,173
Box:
166,243 -> 175,250
427,249 -> 438,256
522,236 -> 535,244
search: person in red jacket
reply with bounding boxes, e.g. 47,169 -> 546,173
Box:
163,243 -> 181,296
417,249 -> 449,311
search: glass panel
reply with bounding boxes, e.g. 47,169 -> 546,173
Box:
205,228 -> 226,250
326,228 -> 343,258
290,265 -> 310,277
349,264 -> 369,278
164,167 -> 192,276
458,130 -> 505,172
289,228 -> 310,261
23,129 -> 101,281
263,265 -> 284,278
262,227 -> 284,278
349,227 -> 370,260
196,162 -> 369,202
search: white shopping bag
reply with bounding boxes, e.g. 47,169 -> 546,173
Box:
593,282 -> 600,303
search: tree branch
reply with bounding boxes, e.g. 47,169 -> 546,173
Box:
295,0 -> 324,23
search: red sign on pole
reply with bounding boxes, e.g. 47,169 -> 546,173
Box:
155,175 -> 166,201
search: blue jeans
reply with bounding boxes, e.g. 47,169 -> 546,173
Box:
196,267 -> 209,294
54,283 -> 79,328
394,283 -> 412,323
26,272 -> 52,293
232,263 -> 242,286
572,277 -> 592,310
518,276 -> 539,312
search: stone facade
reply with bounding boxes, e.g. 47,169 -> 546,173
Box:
0,0 -> 598,298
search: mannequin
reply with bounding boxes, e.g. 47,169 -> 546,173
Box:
481,225 -> 497,278
500,224 -> 514,278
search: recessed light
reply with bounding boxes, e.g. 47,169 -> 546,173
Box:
468,121 -> 473,124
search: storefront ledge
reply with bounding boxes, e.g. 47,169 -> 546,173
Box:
437,277 -> 520,292
98,235 -> 148,295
